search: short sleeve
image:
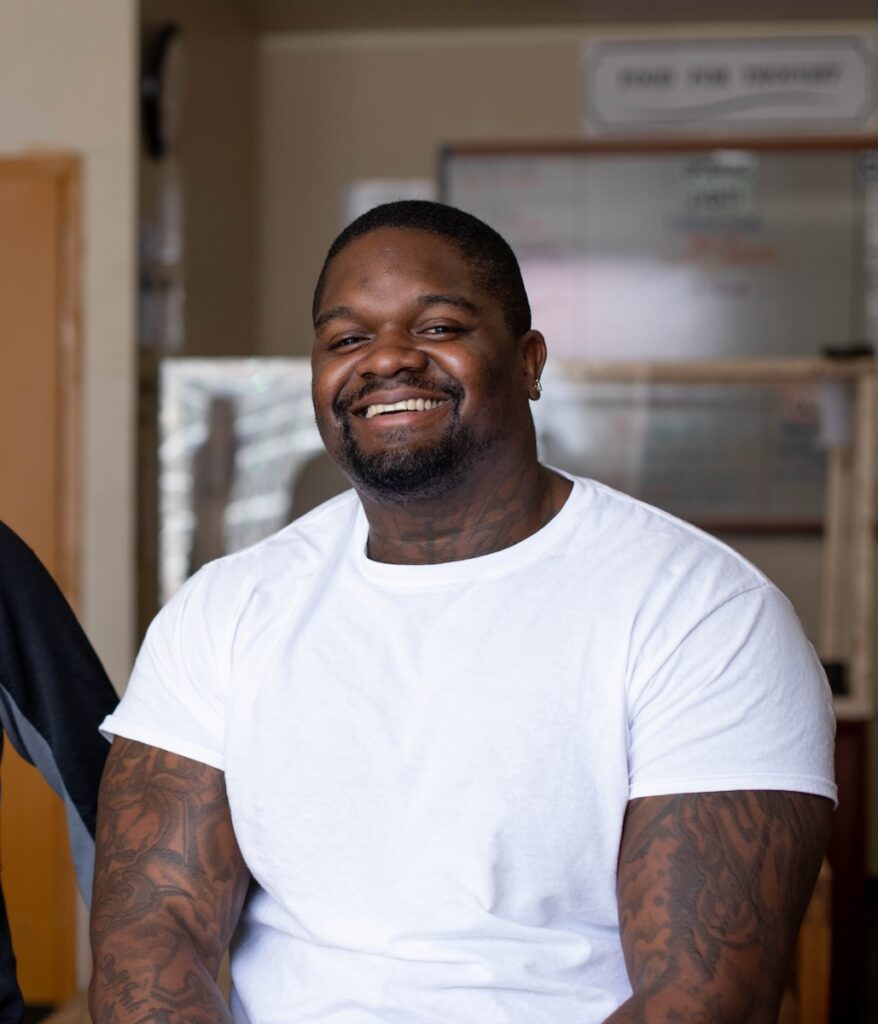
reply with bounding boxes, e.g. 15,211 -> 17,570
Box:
627,583 -> 837,805
100,568 -> 229,770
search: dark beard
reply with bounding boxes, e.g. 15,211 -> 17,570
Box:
338,413 -> 482,502
322,375 -> 499,502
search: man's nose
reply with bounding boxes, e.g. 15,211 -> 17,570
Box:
358,327 -> 429,377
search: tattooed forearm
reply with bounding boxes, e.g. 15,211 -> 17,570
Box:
606,790 -> 832,1024
89,739 -> 250,1024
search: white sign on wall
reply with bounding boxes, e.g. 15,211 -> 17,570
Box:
583,36 -> 877,135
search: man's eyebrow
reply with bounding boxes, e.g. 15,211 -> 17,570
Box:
314,305 -> 356,330
416,293 -> 481,315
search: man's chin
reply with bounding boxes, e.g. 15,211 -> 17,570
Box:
337,425 -> 480,503
342,445 -> 462,502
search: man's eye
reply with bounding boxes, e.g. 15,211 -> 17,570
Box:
329,335 -> 364,350
422,324 -> 459,337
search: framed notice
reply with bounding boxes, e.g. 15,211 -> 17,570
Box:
582,36 -> 878,137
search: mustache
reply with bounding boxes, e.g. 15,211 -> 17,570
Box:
333,374 -> 464,417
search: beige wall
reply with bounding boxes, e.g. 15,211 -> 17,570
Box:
0,0 -> 138,690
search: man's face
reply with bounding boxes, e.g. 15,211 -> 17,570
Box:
311,228 -> 542,501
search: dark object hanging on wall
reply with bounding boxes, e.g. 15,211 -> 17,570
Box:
141,22 -> 183,159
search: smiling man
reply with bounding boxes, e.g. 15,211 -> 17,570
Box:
90,201 -> 835,1024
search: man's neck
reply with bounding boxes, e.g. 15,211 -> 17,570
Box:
358,463 -> 573,566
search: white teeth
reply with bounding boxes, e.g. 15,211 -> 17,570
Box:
364,398 -> 444,419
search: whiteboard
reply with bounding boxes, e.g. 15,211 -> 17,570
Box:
443,145 -> 877,360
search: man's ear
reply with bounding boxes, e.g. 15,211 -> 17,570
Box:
519,330 -> 547,400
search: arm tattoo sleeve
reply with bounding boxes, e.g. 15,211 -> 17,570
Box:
607,790 -> 832,1024
89,739 -> 250,1024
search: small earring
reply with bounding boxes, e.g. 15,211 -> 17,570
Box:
533,378 -> 542,394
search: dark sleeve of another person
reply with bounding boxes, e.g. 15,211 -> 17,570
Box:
0,522 -> 120,1020
0,521 -> 119,900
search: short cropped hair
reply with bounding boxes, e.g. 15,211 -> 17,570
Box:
311,200 -> 531,337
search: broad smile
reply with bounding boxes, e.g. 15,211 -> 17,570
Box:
345,387 -> 455,425
363,397 -> 447,420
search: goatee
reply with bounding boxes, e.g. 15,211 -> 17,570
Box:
321,376 -> 500,502
338,416 -> 482,502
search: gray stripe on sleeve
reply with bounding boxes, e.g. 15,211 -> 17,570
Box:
0,683 -> 99,907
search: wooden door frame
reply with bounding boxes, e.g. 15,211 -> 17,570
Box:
0,154 -> 81,609
0,153 -> 83,1002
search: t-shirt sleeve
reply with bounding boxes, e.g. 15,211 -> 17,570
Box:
627,582 -> 836,805
100,568 -> 228,770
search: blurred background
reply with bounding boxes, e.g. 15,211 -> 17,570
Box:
0,1 -> 876,1021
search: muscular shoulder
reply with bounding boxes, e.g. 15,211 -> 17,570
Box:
185,488 -> 361,603
111,491 -> 362,760
572,477 -> 769,612
144,489 -> 362,674
574,482 -> 836,808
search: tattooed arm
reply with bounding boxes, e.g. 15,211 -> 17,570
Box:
607,790 -> 832,1024
88,738 -> 250,1024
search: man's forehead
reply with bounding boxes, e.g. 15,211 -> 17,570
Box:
324,232 -> 483,306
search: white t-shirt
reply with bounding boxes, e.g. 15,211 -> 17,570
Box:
102,475 -> 836,1024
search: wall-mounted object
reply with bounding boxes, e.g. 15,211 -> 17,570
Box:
141,22 -> 184,160
443,139 -> 878,362
582,35 -> 877,137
